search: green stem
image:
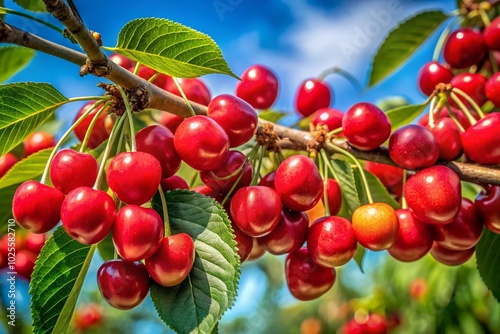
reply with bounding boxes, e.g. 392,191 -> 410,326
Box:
318,67 -> 362,93
80,101 -> 111,152
319,151 -> 330,216
116,85 -> 136,151
251,146 -> 266,185
452,88 -> 485,118
158,186 -> 171,237
320,150 -> 340,182
401,170 -> 408,210
172,77 -> 196,117
449,92 -> 478,125
67,96 -> 110,103
479,8 -> 491,25
444,103 -> 466,132
326,126 -> 343,137
428,96 -> 438,127
148,72 -> 160,83
432,17 -> 459,61
133,62 -> 141,75
0,7 -> 64,33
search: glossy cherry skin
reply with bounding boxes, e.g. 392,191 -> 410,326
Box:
285,247 -> 336,301
388,209 -> 434,262
0,153 -> 17,178
109,53 -> 135,69
485,72 -> 500,107
207,94 -> 258,147
295,79 -> 331,118
24,232 -> 47,255
364,161 -> 404,191
450,73 -> 487,108
430,242 -> 475,266
275,155 -> 323,212
351,202 -> 399,251
113,205 -> 164,261
16,250 -> 36,279
73,303 -> 102,331
389,124 -> 439,170
310,108 -> 344,132
236,64 -> 279,109
475,186 -> 500,233
483,16 -> 500,51
461,112 -> 500,165
324,179 -> 342,216
418,61 -> 454,96
107,151 -> 162,205
97,260 -> 150,310
61,187 -> 116,244
158,112 -> 184,133
12,181 -> 65,233
231,221 -> 253,262
443,28 -> 487,69
73,102 -> 109,149
23,132 -> 55,157
342,102 -> 391,151
160,175 -> 189,191
405,166 -> 461,225
145,233 -> 195,287
136,125 -> 181,178
49,149 -> 99,194
174,115 -> 230,171
230,186 -> 282,237
307,216 -> 357,267
135,64 -> 168,88
258,171 -> 276,189
164,77 -> 211,106
428,118 -> 462,161
259,209 -> 309,255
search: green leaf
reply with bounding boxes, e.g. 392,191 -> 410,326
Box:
0,82 -> 67,156
30,227 -> 94,334
151,190 -> 240,334
13,0 -> 46,12
258,110 -> 287,123
0,47 -> 35,83
476,229 -> 500,302
0,184 -> 18,233
385,103 -> 427,130
0,0 -> 4,19
376,96 -> 409,112
0,148 -> 51,189
461,181 -> 481,202
353,243 -> 365,273
97,232 -> 115,262
108,18 -> 237,79
330,159 -> 362,214
357,169 -> 400,209
368,11 -> 448,86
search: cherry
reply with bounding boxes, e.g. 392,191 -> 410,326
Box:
134,64 -> 168,88
160,175 -> 189,191
430,242 -> 475,266
258,209 -> 309,255
295,79 -> 331,118
388,124 -> 439,170
109,53 -> 135,69
475,185 -> 500,233
417,61 -> 454,96
351,202 -> 399,251
73,102 -> 109,149
342,102 -> 391,151
191,185 -> 224,203
450,73 -> 487,108
310,107 -> 344,132
136,125 -> 181,178
364,161 -> 403,192
164,77 -> 211,106
443,28 -> 487,69
174,115 -> 230,171
418,105 -> 473,130
231,222 -> 253,262
274,155 -> 323,211
0,235 -> 23,268
0,153 -> 18,178
388,209 -> 434,262
16,250 -> 36,279
97,259 -> 150,310
145,233 -> 195,287
113,205 -> 164,262
428,118 -> 462,161
235,64 -> 279,109
285,247 -> 335,301
49,149 -> 99,194
158,112 -> 184,133
12,181 -> 65,233
24,232 -> 47,255
247,238 -> 266,261
485,72 -> 500,107
258,171 -> 276,189
61,187 -> 116,244
207,94 -> 258,148
73,303 -> 102,331
461,112 -> 500,165
409,277 -> 428,301
107,151 -> 162,205
307,216 -> 357,267
364,314 -> 389,334
324,178 -> 342,216
405,165 -> 461,225
483,16 -> 500,51
23,132 -> 55,157
230,186 -> 282,237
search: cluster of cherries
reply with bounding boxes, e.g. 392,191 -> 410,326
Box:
0,232 -> 46,280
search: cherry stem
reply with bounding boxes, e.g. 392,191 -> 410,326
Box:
320,150 -> 341,183
172,77 -> 196,117
148,72 -> 160,83
158,186 -> 171,237
133,62 -> 141,75
80,101 -> 111,153
319,151 -> 330,216
449,92 -> 479,125
0,7 -> 64,34
251,146 -> 266,185
67,96 -> 112,103
401,170 -> 408,210
489,52 -> 499,74
428,96 -> 438,128
452,88 -> 485,118
326,126 -> 343,137
116,85 -> 136,151
479,8 -> 491,25
432,17 -> 458,61
318,66 -> 362,93
444,103 -> 466,132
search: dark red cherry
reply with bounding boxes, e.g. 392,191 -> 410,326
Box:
16,250 -> 36,279
443,28 -> 487,69
342,102 -> 391,151
388,124 -> 439,169
97,260 -> 150,310
135,64 -> 168,88
109,53 -> 135,69
295,79 -> 331,118
461,112 -> 500,165
0,153 -> 18,178
428,118 -> 462,161
73,102 -> 109,149
231,222 -> 253,262
174,115 -> 230,171
49,149 -> 99,194
323,179 -> 342,216
12,181 -> 65,233
23,132 -> 55,157
24,232 -> 47,255
364,161 -> 404,191
61,187 -> 116,244
430,242 -> 475,266
418,61 -> 454,96
483,17 -> 500,51
450,73 -> 487,108
475,186 -> 500,233
485,72 -> 500,107
160,175 -> 189,191
258,171 -> 276,189
145,233 -> 195,287
235,64 -> 279,109
310,107 -> 344,132
158,112 -> 184,133
164,77 -> 211,106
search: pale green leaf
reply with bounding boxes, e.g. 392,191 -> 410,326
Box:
13,0 -> 46,12
356,169 -> 400,209
330,158 -> 362,214
385,103 -> 427,130
354,243 -> 365,273
0,184 -> 18,233
0,46 -> 35,83
0,148 -> 50,189
476,229 -> 500,302
258,110 -> 287,123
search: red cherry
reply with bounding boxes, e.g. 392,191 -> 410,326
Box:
352,203 -> 399,251
443,28 -> 487,69
364,314 -> 389,334
388,124 -> 439,169
430,242 -> 475,266
49,149 -> 99,194
428,118 -> 462,161
207,94 -> 258,147
450,73 -> 487,108
307,216 -> 357,267
160,175 -> 189,191
285,247 -> 335,301
61,187 -> 116,244
24,233 -> 47,255
16,250 -> 36,279
247,238 -> 266,261
342,102 -> 391,151
418,61 -> 454,96
174,115 -> 230,171
475,186 -> 500,233
73,102 -> 109,149
0,153 -> 17,178
310,107 -> 344,132
418,106 -> 473,130
231,222 -> 253,262
135,65 -> 168,88
483,17 -> 500,51
461,112 -> 500,165
109,53 -> 135,69
323,179 -> 342,216
73,303 -> 102,331
235,64 -> 279,109
158,112 -> 184,133
258,171 -> 276,189
485,72 -> 500,108
0,235 -> 23,268
23,132 -> 55,157
107,151 -> 162,205
295,79 -> 331,118
97,259 -> 150,310
364,161 -> 404,190
409,277 -> 428,301
145,233 -> 195,287
191,185 -> 224,203
12,181 -> 65,233
164,77 -> 211,106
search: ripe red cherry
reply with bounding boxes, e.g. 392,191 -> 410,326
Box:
24,232 -> 47,255
49,149 -> 99,194
461,112 -> 500,165
97,260 -> 150,310
295,79 -> 331,118
135,64 -> 168,88
428,118 -> 462,161
430,242 -> 475,266
475,186 -> 500,233
235,64 -> 279,109
418,106 -> 473,130
275,155 -> 323,211
23,132 -> 55,157
483,17 -> 500,51
160,175 -> 189,191
342,102 -> 391,151
258,171 -> 276,189
230,221 -> 253,262
109,53 -> 135,69
158,112 -> 184,133
418,61 -> 453,96
485,72 -> 500,107
258,209 -> 309,255
107,151 -> 162,205
73,303 -> 102,331
113,205 -> 164,261
307,216 -> 357,267
405,165 -> 461,225
364,161 -> 404,193
388,124 -> 439,169
174,115 -> 230,171
136,125 -> 181,178
191,185 -> 224,203
323,179 -> 342,216
230,186 -> 282,237
164,77 -> 211,106
16,250 -> 36,279
0,153 -> 18,178
443,28 -> 487,69
388,209 -> 434,262
450,73 -> 487,108
61,187 -> 116,244
73,102 -> 109,149
285,247 -> 336,301
310,107 -> 344,132
12,181 -> 65,233
207,94 -> 258,147
145,233 -> 195,287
